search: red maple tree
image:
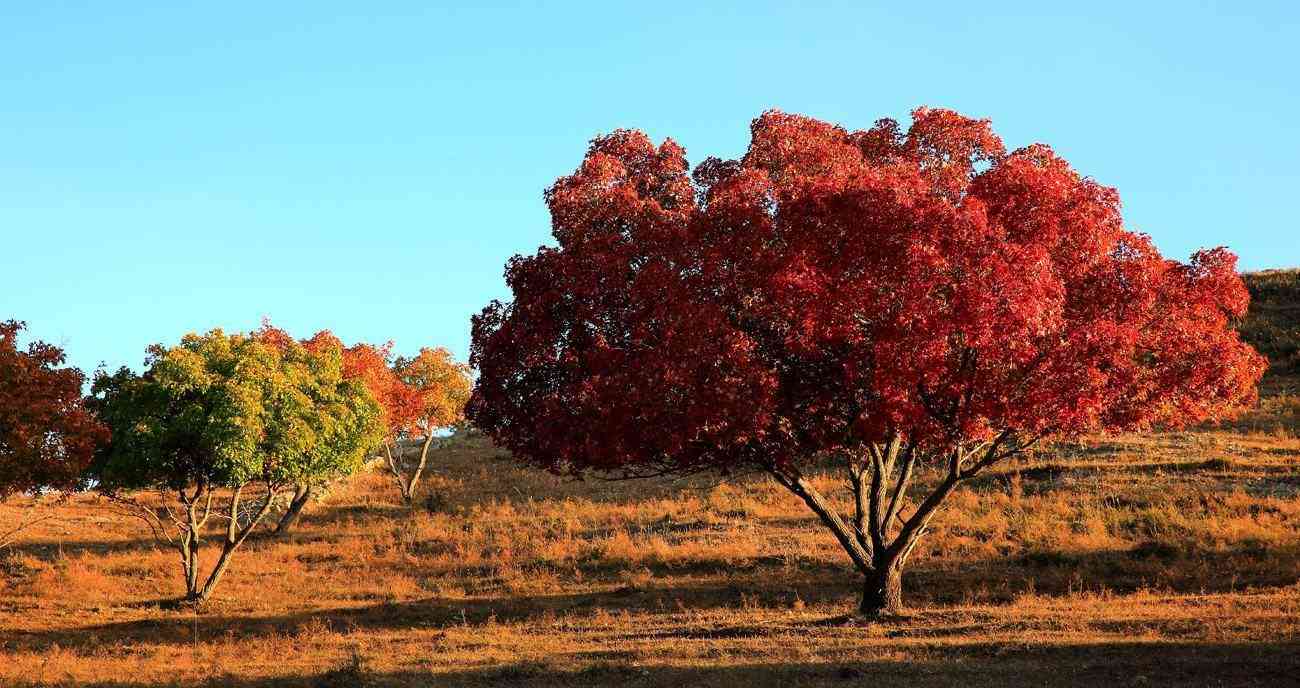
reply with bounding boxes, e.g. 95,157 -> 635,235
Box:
0,320 -> 106,547
468,108 -> 1267,615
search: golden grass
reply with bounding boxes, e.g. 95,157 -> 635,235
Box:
2,408 -> 1299,686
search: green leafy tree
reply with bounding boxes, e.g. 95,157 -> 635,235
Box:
252,324 -> 388,535
89,328 -> 382,604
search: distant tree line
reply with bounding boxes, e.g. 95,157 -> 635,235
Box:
0,319 -> 470,604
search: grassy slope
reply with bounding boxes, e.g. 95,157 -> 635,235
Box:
1,274 -> 1298,687
1241,269 -> 1300,392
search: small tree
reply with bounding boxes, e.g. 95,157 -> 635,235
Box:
386,348 -> 471,504
469,109 -> 1267,616
0,321 -> 106,549
90,328 -> 381,604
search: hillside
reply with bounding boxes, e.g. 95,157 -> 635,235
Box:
1241,269 -> 1300,387
0,272 -> 1297,687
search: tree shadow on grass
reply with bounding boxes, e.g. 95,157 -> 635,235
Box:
290,502 -> 412,531
3,537 -> 163,560
12,640 -> 1300,687
8,539 -> 1300,654
0,580 -> 796,653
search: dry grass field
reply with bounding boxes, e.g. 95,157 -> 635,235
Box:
2,395 -> 1298,687
2,272 -> 1298,687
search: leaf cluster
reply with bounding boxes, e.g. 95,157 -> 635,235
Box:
89,328 -> 383,492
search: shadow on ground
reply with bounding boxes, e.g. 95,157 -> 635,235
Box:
13,640 -> 1300,687
6,539 -> 1300,654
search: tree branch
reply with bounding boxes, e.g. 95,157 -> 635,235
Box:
848,457 -> 871,555
0,510 -> 55,551
881,439 -> 918,534
768,463 -> 873,574
958,428 -> 1037,480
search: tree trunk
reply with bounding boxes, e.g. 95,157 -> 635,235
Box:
273,484 -> 313,535
179,531 -> 200,599
194,543 -> 237,604
771,439 -> 1026,617
403,434 -> 437,504
860,563 -> 904,617
185,481 -> 276,606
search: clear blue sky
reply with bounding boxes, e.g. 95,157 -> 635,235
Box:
3,2 -> 1297,375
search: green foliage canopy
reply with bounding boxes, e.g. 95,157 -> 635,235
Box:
90,329 -> 383,493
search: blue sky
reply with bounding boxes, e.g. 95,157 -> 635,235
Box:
3,2 -> 1297,375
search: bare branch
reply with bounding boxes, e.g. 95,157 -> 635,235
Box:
0,509 -> 56,551
768,463 -> 873,574
881,439 -> 918,533
99,492 -> 176,547
958,428 -> 1035,480
194,480 -> 215,531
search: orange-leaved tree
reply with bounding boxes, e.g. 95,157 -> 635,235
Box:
386,347 -> 472,504
469,108 -> 1267,616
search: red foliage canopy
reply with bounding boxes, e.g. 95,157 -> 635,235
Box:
0,320 -> 107,497
469,108 -> 1266,477
342,341 -> 424,439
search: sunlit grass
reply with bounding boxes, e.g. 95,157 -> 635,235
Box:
2,403 -> 1298,686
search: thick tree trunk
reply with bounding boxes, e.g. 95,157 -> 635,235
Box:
860,562 -> 904,617
771,437 -> 1025,617
273,484 -> 313,535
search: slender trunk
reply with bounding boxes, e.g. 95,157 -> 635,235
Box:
180,530 -> 200,598
273,484 -> 313,535
195,543 -> 237,604
383,440 -> 410,502
190,482 -> 276,605
178,537 -> 193,598
860,561 -> 904,616
403,434 -> 437,504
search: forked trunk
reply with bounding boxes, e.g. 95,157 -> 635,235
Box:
403,434 -> 437,504
181,482 -> 276,606
387,435 -> 437,504
769,436 -> 1024,616
860,563 -> 904,617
